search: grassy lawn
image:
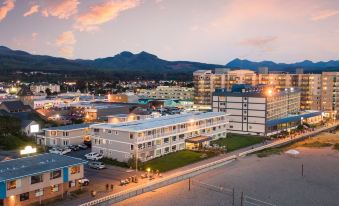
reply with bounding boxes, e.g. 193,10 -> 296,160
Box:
142,150 -> 216,172
211,133 -> 265,152
0,135 -> 37,151
101,158 -> 129,168
256,148 -> 284,158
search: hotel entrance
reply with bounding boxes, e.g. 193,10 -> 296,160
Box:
185,136 -> 212,150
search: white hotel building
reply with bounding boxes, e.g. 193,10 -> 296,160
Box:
213,85 -> 322,136
90,112 -> 228,162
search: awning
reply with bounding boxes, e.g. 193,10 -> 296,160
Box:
185,136 -> 212,143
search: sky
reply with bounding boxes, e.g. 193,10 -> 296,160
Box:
0,0 -> 338,64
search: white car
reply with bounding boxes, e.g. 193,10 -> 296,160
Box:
78,178 -> 90,186
49,148 -> 61,154
84,152 -> 103,160
60,148 -> 71,155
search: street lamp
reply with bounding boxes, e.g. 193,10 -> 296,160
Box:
20,146 -> 37,156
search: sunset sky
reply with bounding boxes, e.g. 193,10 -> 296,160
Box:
0,0 -> 338,64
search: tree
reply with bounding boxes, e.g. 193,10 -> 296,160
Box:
45,88 -> 52,96
127,156 -> 142,170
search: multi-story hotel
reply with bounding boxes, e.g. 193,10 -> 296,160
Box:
212,85 -> 322,136
0,153 -> 86,206
194,69 -> 339,117
321,72 -> 339,118
137,86 -> 194,100
37,124 -> 92,147
90,112 -> 228,162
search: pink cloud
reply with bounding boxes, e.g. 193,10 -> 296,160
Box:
23,4 -> 39,17
58,46 -> 74,58
0,0 -> 14,22
41,0 -> 79,19
311,9 -> 339,21
240,36 -> 277,47
56,31 -> 76,46
74,0 -> 141,31
56,31 -> 76,58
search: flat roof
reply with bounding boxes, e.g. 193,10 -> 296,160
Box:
91,112 -> 227,132
44,123 -> 92,131
0,153 -> 86,182
266,111 -> 322,127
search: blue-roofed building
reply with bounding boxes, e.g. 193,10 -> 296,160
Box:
0,153 -> 86,206
213,85 -> 323,136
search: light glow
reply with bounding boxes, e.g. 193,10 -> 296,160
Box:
20,146 -> 37,155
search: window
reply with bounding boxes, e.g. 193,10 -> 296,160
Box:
70,165 -> 80,174
129,134 -> 134,139
115,131 -> 118,135
51,185 -> 59,192
69,180 -> 76,188
229,125 -> 234,128
20,192 -> 29,201
50,170 -> 62,179
172,136 -> 176,142
35,189 -> 43,197
7,179 -> 20,190
107,130 -> 112,134
31,174 -> 43,184
179,134 -> 185,140
63,132 -> 69,136
130,145 -> 134,151
164,138 -> 169,144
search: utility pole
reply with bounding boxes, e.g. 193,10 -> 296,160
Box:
240,192 -> 244,206
302,164 -> 304,177
188,178 -> 191,191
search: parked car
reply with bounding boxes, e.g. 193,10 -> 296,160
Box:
69,145 -> 79,151
60,147 -> 72,154
78,178 -> 90,186
84,152 -> 103,160
78,144 -> 88,150
88,162 -> 106,170
49,148 -> 61,154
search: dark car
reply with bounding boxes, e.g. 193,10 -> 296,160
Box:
69,145 -> 79,151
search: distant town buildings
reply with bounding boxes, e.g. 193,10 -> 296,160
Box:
30,83 -> 60,95
90,112 -> 228,162
137,86 -> 194,100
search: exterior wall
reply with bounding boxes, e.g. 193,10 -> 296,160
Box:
91,114 -> 228,162
40,128 -> 90,147
30,84 -> 60,95
321,72 -> 339,118
2,164 -> 83,206
213,95 -> 266,136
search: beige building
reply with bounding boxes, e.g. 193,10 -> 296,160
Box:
0,153 -> 86,206
321,72 -> 339,118
137,86 -> 194,100
90,112 -> 228,162
37,124 -> 92,146
193,69 -> 334,114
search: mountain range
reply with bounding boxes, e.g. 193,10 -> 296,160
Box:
0,45 -> 338,80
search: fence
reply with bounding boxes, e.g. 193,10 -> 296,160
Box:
238,123 -> 338,157
79,155 -> 237,206
241,193 -> 276,206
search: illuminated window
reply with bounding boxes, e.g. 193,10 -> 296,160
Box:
7,180 -> 18,190
51,185 -> 59,192
70,165 -> 80,174
35,189 -> 43,197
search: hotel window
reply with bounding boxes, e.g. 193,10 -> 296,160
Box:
172,136 -> 176,142
31,174 -> 43,184
50,170 -> 62,179
20,192 -> 29,201
7,179 -> 20,190
63,132 -> 69,136
179,134 -> 185,140
35,189 -> 44,197
164,138 -> 169,144
51,185 -> 59,192
69,180 -> 76,188
115,131 -> 118,135
94,128 -> 99,133
129,133 -> 134,139
107,130 -> 112,134
70,165 -> 80,174
130,145 -> 134,151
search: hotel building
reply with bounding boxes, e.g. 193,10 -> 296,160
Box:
90,112 -> 228,162
37,124 -> 92,147
321,72 -> 339,118
30,84 -> 60,95
212,85 -> 322,136
0,153 -> 86,206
